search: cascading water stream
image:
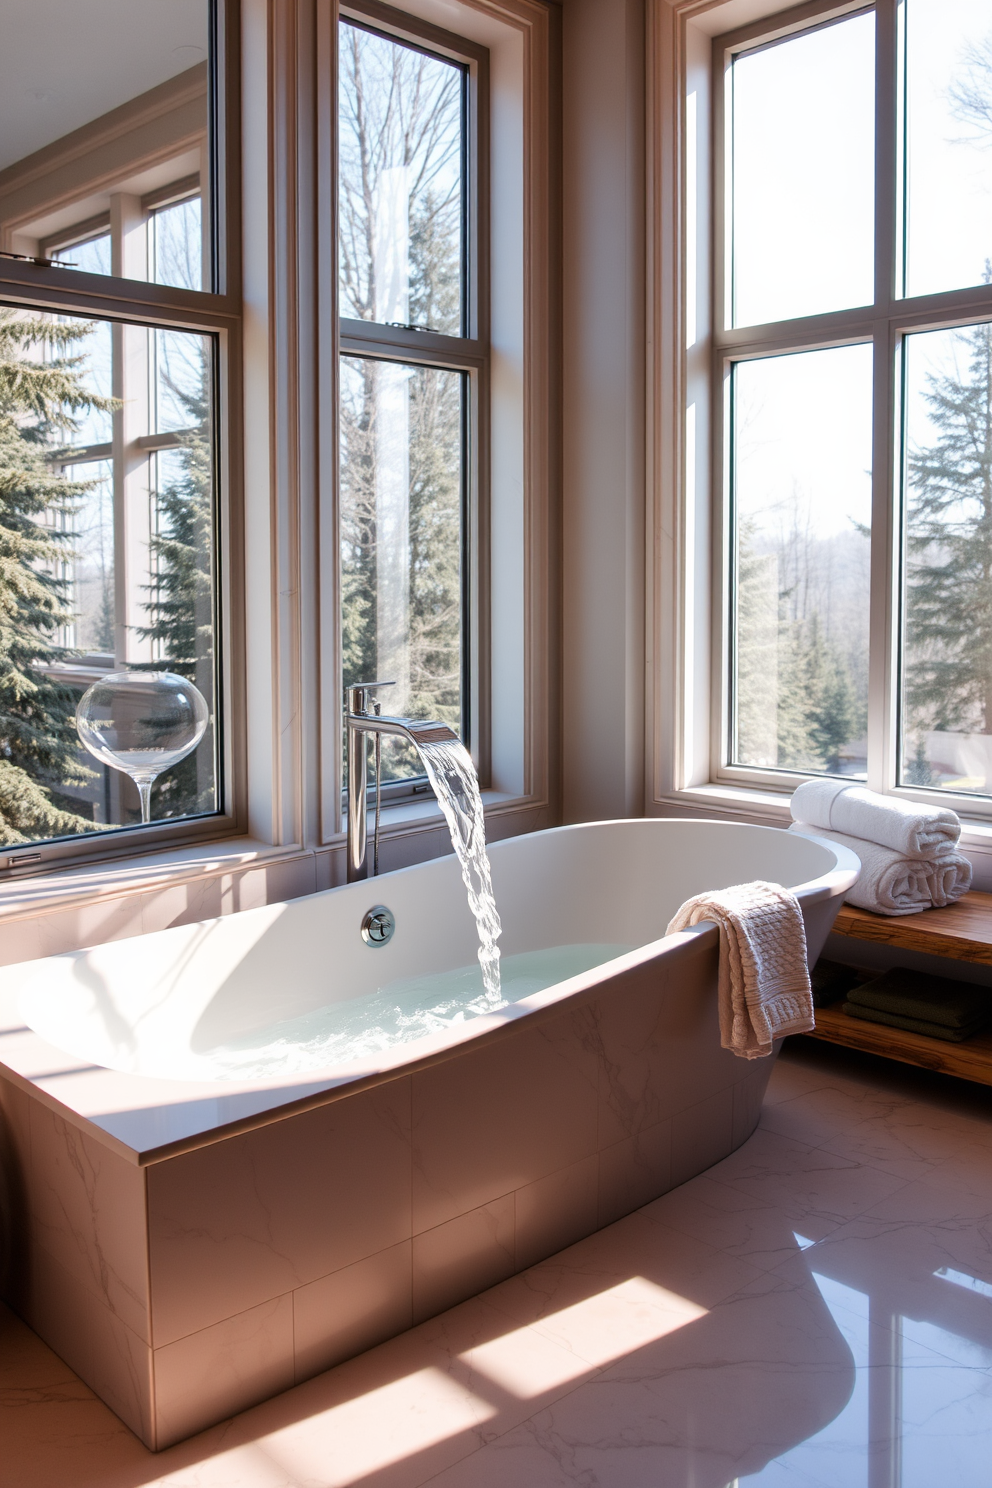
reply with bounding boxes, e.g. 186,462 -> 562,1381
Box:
415,737 -> 503,1005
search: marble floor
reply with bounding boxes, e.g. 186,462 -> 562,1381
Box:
3,1039 -> 992,1487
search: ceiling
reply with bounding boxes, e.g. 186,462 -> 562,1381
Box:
0,0 -> 208,173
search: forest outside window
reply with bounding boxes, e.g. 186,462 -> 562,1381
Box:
338,5 -> 486,794
717,0 -> 992,806
0,0 -> 229,859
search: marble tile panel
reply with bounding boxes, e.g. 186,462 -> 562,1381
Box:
153,1291 -> 295,1449
147,1075 -> 412,1346
591,944 -> 741,1149
514,1155 -> 599,1272
0,915 -> 43,968
484,1208 -> 764,1345
27,1101 -> 149,1340
0,1076 -> 31,1294
37,897 -> 144,958
596,1119 -> 672,1228
0,1299 -> 144,1486
137,884 -> 197,935
423,1256 -> 863,1488
412,1194 -> 515,1324
812,1176 -> 992,1333
293,1240 -> 413,1383
671,1085 -> 734,1187
24,1241 -> 153,1444
706,1124 -> 912,1225
817,1103 -> 992,1200
731,1064 -> 769,1148
411,1011 -> 598,1233
642,1172 -> 844,1272
760,1075 -> 919,1149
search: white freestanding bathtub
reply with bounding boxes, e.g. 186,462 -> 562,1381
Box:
0,819 -> 857,1448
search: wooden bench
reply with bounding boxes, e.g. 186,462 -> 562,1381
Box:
808,891 -> 992,1086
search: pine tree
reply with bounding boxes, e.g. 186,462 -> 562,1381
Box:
0,310 -> 112,843
136,355 -> 215,818
904,315 -> 992,738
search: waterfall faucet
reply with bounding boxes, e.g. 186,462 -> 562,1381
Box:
345,682 -> 459,882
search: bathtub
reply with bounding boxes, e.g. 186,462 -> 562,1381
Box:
0,818 -> 856,1448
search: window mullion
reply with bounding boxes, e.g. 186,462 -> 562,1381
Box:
866,0 -> 899,793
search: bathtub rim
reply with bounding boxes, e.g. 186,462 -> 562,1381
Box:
0,819 -> 859,1165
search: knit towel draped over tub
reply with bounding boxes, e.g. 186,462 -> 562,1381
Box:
666,880 -> 813,1059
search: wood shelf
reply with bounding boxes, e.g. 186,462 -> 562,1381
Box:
806,892 -> 992,1085
808,1002 -> 992,1088
831,892 -> 992,965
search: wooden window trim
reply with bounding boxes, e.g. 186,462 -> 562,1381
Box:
0,0 -> 246,880
647,0 -> 992,843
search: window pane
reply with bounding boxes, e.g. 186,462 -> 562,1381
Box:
0,1 -> 211,285
68,458 -> 114,653
339,21 -> 465,336
340,355 -> 464,783
904,0 -> 992,298
0,306 -> 218,842
55,234 -> 111,277
153,327 -> 205,434
149,196 -> 203,291
730,14 -> 875,328
731,345 -> 873,777
900,323 -> 992,795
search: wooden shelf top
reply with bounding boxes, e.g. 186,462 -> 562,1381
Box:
832,891 -> 992,965
809,1002 -> 992,1087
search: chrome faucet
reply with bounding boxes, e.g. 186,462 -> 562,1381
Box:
344,682 -> 459,882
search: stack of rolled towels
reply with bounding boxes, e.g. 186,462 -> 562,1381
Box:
788,777 -> 972,916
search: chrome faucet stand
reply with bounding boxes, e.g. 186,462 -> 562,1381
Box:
344,682 -> 459,882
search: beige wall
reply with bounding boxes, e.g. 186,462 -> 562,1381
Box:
561,0 -> 647,823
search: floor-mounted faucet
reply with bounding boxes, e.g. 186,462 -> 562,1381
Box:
345,682 -> 459,881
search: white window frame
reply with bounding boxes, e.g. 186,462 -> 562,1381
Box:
648,0 -> 992,861
337,0 -> 491,804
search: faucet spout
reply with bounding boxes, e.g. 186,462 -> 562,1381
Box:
344,683 -> 459,882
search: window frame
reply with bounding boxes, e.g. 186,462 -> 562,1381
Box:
647,0 -> 992,834
336,0 -> 491,807
0,0 -> 246,877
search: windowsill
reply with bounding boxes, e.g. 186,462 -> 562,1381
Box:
372,788 -> 521,832
654,783 -> 992,856
0,789 -> 527,922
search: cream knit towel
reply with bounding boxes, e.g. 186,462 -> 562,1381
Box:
666,881 -> 813,1059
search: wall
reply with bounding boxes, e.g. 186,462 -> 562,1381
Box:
560,0 -> 646,823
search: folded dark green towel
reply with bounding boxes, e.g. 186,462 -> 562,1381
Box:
847,967 -> 990,1030
843,1001 -> 988,1043
810,959 -> 860,1009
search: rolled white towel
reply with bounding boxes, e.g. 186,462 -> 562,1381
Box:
789,823 -> 972,915
790,778 -> 960,858
666,880 -> 813,1059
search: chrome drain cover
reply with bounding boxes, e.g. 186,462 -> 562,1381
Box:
361,904 -> 395,947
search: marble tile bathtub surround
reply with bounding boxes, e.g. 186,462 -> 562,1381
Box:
1,930 -> 781,1451
8,1042 -> 992,1487
146,1077 -> 414,1347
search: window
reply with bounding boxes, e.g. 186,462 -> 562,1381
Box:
0,0 -> 239,865
338,5 -> 487,792
710,0 -> 992,805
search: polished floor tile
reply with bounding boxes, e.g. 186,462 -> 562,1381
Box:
3,1040 -> 992,1486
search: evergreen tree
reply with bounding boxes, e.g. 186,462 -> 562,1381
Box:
136,355 -> 215,818
0,310 -> 112,843
904,315 -> 992,738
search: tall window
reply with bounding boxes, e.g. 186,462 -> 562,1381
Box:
338,7 -> 487,789
718,0 -> 992,802
0,0 -> 234,861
